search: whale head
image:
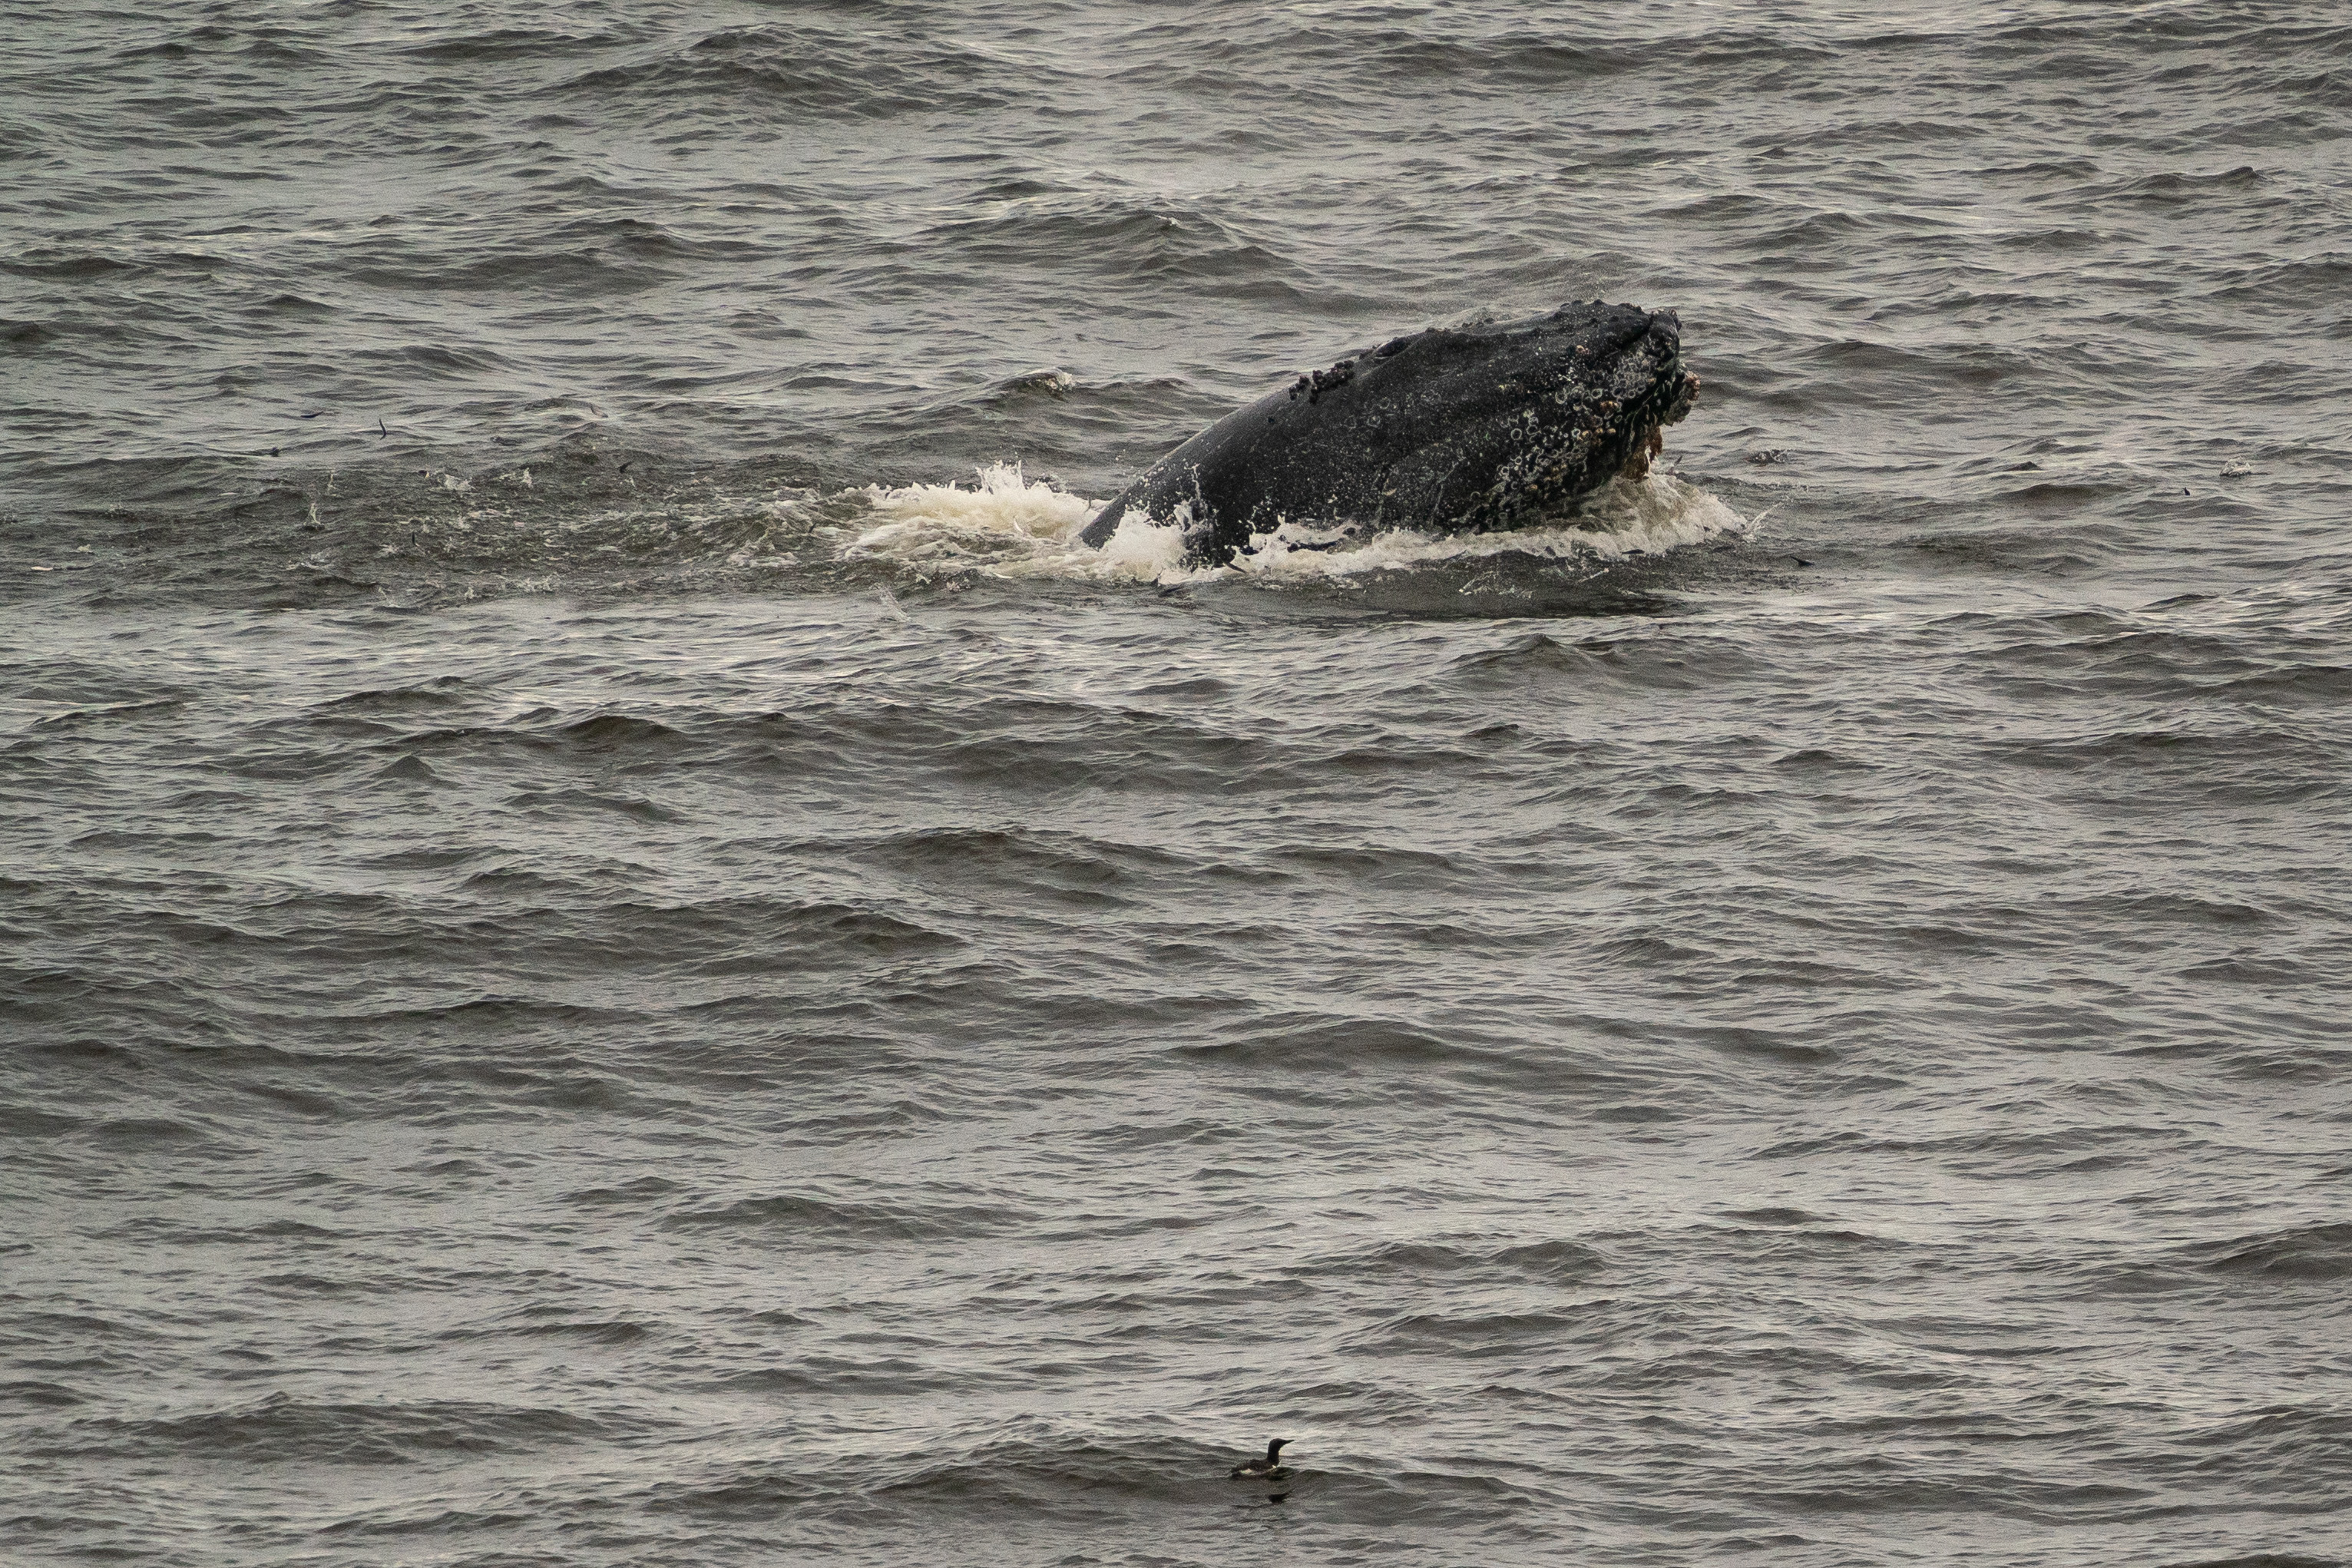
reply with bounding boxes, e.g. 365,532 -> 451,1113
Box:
1344,301 -> 1700,527
1081,300 -> 1701,562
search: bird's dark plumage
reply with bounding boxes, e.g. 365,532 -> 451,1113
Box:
1229,1437 -> 1293,1479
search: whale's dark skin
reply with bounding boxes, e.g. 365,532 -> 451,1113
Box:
1079,301 -> 1699,566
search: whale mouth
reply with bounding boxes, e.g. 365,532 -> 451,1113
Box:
1618,425 -> 1668,483
1607,315 -> 1699,485
1616,370 -> 1700,482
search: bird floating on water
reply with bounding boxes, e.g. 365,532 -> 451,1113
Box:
1230,1437 -> 1294,1481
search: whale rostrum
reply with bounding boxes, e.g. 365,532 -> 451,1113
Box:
1080,301 -> 1699,565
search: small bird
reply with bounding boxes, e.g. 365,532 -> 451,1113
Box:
1230,1437 -> 1294,1480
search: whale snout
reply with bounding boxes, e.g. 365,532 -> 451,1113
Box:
1590,309 -> 1697,482
1629,309 -> 1699,427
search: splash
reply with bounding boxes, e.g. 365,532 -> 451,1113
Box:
845,462 -> 1747,584
1216,473 -> 1750,581
848,462 -> 1189,579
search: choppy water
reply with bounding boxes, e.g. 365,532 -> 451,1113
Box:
5,3 -> 2350,1565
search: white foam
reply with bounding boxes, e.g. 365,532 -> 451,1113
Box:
847,462 -> 1190,579
843,461 -> 1748,584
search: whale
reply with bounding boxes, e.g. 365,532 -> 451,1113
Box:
1079,301 -> 1699,566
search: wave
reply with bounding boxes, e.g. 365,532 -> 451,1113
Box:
549,25 -> 1015,121
43,1394 -> 621,1464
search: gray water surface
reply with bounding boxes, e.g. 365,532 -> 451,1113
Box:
5,4 -> 2350,1565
